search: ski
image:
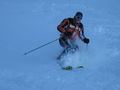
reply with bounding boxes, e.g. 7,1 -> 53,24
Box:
62,66 -> 84,70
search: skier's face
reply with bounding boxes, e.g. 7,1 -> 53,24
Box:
75,16 -> 82,23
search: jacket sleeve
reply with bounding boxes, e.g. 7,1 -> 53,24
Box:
78,23 -> 86,40
57,19 -> 69,33
79,23 -> 85,38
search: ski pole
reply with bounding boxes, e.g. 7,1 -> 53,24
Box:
24,38 -> 59,55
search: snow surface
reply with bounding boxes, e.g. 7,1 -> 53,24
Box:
0,0 -> 120,90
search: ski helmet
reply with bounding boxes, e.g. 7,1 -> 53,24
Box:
74,12 -> 83,19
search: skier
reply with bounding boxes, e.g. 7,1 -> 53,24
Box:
57,12 -> 89,59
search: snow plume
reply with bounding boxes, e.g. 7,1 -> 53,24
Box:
58,24 -> 117,70
58,51 -> 82,68
57,43 -> 88,68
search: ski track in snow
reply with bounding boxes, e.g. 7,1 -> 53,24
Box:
0,0 -> 120,90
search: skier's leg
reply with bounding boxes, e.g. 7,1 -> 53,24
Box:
57,37 -> 70,59
59,37 -> 70,48
69,40 -> 79,52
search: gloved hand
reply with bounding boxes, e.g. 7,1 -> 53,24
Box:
83,38 -> 90,44
64,31 -> 73,36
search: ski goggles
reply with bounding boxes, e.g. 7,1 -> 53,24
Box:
75,15 -> 82,19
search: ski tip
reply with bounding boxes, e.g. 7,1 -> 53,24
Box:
62,66 -> 73,70
77,66 -> 84,68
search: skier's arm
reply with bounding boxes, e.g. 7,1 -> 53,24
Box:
78,23 -> 90,44
79,31 -> 89,44
79,33 -> 84,41
78,23 -> 85,40
82,29 -> 85,38
57,19 -> 69,33
80,23 -> 86,38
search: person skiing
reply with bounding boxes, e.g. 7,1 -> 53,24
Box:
57,12 -> 89,54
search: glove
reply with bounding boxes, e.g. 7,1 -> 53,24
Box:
64,32 -> 73,36
83,38 -> 90,44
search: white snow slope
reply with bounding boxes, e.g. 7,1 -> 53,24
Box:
0,0 -> 120,90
